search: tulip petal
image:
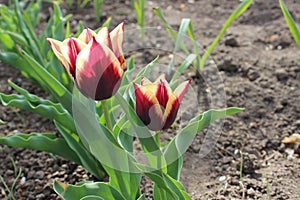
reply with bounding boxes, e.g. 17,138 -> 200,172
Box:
134,84 -> 164,131
96,27 -> 112,49
110,22 -> 126,70
156,80 -> 169,108
75,37 -> 123,100
163,97 -> 180,130
174,80 -> 191,103
47,38 -> 86,79
154,74 -> 167,83
47,38 -> 68,69
60,38 -> 87,78
78,28 -> 97,44
141,76 -> 152,86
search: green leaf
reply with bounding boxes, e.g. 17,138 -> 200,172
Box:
0,133 -> 81,164
279,0 -> 300,48
133,0 -> 145,38
0,52 -> 45,87
136,164 -> 191,200
17,47 -> 72,113
0,84 -> 75,133
199,0 -> 252,70
55,122 -> 106,180
114,92 -> 167,171
93,0 -> 105,22
0,32 -> 15,49
164,108 -> 244,179
13,0 -> 44,65
170,53 -> 196,84
187,20 -> 201,71
153,8 -> 189,54
4,31 -> 28,48
153,7 -> 177,41
174,18 -> 190,53
137,194 -> 146,200
0,119 -> 5,125
53,181 -> 126,200
72,89 -> 140,199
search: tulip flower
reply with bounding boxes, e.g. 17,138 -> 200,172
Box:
134,75 -> 190,131
47,22 -> 126,100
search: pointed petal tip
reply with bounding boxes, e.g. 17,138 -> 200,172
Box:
174,79 -> 190,102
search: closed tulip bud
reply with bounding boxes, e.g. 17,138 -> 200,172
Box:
47,22 -> 126,100
134,75 -> 190,131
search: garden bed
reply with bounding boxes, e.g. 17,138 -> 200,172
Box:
0,0 -> 300,199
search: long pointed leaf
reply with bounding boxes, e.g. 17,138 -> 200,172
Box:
72,89 -> 140,199
279,0 -> 300,48
0,133 -> 81,164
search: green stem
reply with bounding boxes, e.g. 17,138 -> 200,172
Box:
101,99 -> 113,131
155,131 -> 161,169
155,131 -> 161,147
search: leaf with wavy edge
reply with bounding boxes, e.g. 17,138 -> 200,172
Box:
0,133 -> 81,164
0,91 -> 76,133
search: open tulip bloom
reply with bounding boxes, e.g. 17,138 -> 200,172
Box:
47,22 -> 126,100
134,75 -> 190,131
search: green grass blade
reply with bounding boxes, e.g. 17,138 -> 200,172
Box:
279,0 -> 300,48
174,18 -> 190,53
133,0 -> 145,38
153,7 -> 177,40
153,7 -> 189,54
93,0 -> 105,22
170,53 -> 196,83
199,0 -> 252,70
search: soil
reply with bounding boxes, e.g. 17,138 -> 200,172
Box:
1,0 -> 300,199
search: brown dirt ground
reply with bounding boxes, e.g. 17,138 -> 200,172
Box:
1,0 -> 300,199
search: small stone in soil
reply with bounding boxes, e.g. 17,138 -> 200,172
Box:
35,171 -> 44,179
275,69 -> 288,81
225,37 -> 239,47
218,175 -> 226,181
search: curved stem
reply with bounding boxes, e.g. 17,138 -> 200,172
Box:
101,99 -> 113,131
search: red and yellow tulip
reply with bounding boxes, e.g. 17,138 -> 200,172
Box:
134,75 -> 190,131
47,22 -> 126,100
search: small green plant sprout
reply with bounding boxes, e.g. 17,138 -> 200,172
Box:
133,0 -> 146,38
279,0 -> 300,48
63,0 -> 105,22
0,157 -> 22,200
154,0 -> 253,71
